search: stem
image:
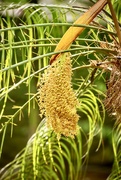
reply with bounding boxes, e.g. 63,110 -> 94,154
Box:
107,0 -> 121,47
73,61 -> 113,71
50,0 -> 107,64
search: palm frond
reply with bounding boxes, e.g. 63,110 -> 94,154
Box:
107,122 -> 121,180
0,118 -> 82,180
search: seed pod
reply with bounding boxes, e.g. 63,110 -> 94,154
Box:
105,60 -> 121,122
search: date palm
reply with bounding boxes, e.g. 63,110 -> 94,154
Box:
0,0 -> 121,179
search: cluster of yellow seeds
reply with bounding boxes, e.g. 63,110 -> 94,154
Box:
39,53 -> 79,138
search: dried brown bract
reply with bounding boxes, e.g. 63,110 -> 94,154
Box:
105,59 -> 121,121
39,53 -> 79,138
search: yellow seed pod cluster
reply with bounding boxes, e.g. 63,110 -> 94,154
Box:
39,53 -> 79,138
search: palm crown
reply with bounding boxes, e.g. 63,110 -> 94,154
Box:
0,0 -> 121,179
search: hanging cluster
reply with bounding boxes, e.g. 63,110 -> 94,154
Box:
105,60 -> 121,122
39,53 -> 79,138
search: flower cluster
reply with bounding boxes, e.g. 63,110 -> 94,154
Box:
105,60 -> 121,122
39,53 -> 79,138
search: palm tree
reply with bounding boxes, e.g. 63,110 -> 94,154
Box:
0,0 -> 121,179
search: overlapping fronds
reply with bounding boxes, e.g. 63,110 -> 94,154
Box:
0,119 -> 82,180
0,1 -> 121,179
77,82 -> 105,154
107,124 -> 121,180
